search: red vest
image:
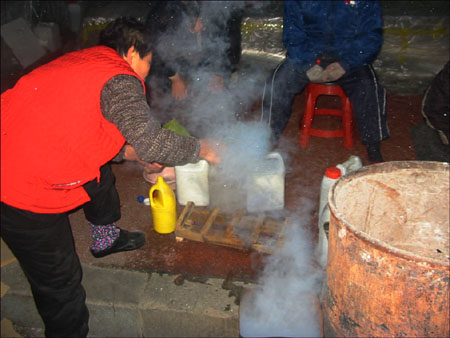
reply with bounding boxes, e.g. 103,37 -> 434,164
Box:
1,46 -> 145,213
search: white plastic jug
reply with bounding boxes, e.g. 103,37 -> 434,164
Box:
175,160 -> 209,206
246,152 -> 285,213
317,167 -> 342,268
317,155 -> 363,267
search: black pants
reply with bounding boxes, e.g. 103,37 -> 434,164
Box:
1,163 -> 120,337
261,59 -> 389,144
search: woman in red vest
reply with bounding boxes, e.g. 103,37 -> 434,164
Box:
1,17 -> 219,337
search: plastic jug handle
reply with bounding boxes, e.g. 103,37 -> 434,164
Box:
266,152 -> 285,170
149,186 -> 162,207
266,152 -> 282,161
198,159 -> 209,169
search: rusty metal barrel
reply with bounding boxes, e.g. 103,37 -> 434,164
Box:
322,161 -> 449,337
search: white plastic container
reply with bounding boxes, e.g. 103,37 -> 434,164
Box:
336,155 -> 363,176
317,166 -> 342,268
246,152 -> 285,213
317,155 -> 363,267
175,160 -> 209,206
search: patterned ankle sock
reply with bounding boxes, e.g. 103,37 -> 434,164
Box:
88,222 -> 120,252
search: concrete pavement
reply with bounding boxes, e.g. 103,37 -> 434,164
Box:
1,238 -> 253,337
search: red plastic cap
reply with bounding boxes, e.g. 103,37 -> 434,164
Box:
325,167 -> 341,179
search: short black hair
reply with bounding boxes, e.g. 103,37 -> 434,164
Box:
99,17 -> 153,58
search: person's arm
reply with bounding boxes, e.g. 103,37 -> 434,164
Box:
282,1 -> 317,68
101,74 -> 200,166
337,1 -> 383,70
422,61 -> 450,143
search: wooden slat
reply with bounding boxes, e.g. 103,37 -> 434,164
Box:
225,226 -> 234,238
204,222 -> 243,248
236,216 -> 258,230
175,201 -> 203,241
252,243 -> 275,254
261,219 -> 283,233
176,201 -> 195,228
276,218 -> 289,248
205,235 -> 243,249
175,203 -> 288,254
251,214 -> 265,245
229,209 -> 244,227
225,208 -> 243,238
200,207 -> 220,236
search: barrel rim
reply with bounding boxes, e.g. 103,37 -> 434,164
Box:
328,160 -> 450,267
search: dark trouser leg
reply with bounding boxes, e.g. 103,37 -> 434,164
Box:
82,163 -> 146,257
1,202 -> 89,338
82,162 -> 120,226
226,13 -> 243,73
336,65 -> 389,145
261,59 -> 309,141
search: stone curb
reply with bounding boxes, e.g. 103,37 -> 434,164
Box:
1,262 -> 246,337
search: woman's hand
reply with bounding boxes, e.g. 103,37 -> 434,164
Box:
143,162 -> 164,175
123,144 -> 140,161
199,139 -> 224,165
123,145 -> 164,171
170,73 -> 188,100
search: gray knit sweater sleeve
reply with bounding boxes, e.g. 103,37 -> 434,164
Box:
100,74 -> 200,166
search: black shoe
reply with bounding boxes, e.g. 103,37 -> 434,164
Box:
366,143 -> 384,163
91,228 -> 146,258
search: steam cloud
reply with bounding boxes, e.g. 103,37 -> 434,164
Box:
240,198 -> 323,337
150,1 -> 267,135
150,1 -> 276,212
151,3 -> 324,335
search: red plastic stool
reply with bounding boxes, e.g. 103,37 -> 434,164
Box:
299,83 -> 354,149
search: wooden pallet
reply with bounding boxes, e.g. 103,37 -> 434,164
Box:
175,202 -> 289,254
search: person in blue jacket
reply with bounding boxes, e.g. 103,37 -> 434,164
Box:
261,0 -> 388,163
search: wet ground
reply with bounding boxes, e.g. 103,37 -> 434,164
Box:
68,88 -> 424,282
1,14 -> 427,282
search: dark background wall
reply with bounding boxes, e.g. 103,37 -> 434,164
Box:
1,1 -> 449,94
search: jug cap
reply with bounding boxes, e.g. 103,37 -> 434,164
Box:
325,167 -> 341,179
